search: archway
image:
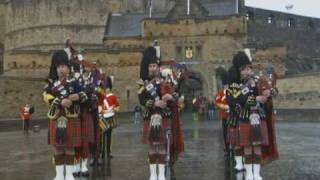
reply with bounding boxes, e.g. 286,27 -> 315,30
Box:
215,66 -> 228,91
178,71 -> 203,111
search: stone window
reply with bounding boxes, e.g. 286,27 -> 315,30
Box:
176,46 -> 182,59
196,45 -> 202,59
267,14 -> 275,24
13,61 -> 17,68
246,11 -> 254,21
307,21 -> 314,30
32,61 -> 36,68
288,18 -> 295,28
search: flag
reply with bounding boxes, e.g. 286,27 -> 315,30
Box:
285,4 -> 294,11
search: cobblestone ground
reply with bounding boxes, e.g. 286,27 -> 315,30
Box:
0,113 -> 319,180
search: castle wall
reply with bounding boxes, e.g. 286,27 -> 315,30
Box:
274,73 -> 320,108
246,7 -> 320,74
0,77 -> 47,119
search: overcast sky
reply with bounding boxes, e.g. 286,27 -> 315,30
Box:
245,0 -> 320,18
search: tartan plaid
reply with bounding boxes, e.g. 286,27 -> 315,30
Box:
260,120 -> 269,146
227,126 -> 240,147
239,121 -> 269,146
142,117 -> 171,145
80,111 -> 95,147
48,117 -> 82,148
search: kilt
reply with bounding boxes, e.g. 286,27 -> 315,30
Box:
80,110 -> 95,148
48,117 -> 82,148
142,117 -> 171,145
239,120 -> 269,147
227,126 -> 240,147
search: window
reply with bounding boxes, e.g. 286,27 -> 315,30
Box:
267,15 -> 275,24
288,18 -> 295,28
176,46 -> 182,59
196,45 -> 202,59
246,11 -> 254,21
307,21 -> 314,30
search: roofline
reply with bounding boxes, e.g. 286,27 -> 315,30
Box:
245,6 -> 320,20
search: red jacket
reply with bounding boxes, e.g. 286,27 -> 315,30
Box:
98,93 -> 120,114
214,89 -> 229,120
20,107 -> 31,120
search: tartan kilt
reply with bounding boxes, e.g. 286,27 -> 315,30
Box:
48,117 -> 82,148
239,120 -> 269,147
142,117 -> 171,145
80,111 -> 95,147
227,126 -> 240,147
93,116 -> 101,146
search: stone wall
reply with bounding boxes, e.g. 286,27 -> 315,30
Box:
5,0 -> 110,50
246,7 -> 320,74
0,2 -> 5,43
0,77 -> 47,119
142,16 -> 246,38
250,45 -> 287,76
0,2 -> 5,74
274,73 -> 320,108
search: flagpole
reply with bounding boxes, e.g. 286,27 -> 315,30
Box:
149,0 -> 153,18
235,0 -> 238,14
187,0 -> 190,15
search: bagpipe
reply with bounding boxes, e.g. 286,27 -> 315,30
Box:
47,79 -> 71,119
161,60 -> 189,112
252,64 -> 278,97
228,63 -> 278,127
160,59 -> 189,90
243,64 -> 278,124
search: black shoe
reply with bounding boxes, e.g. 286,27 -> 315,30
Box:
170,167 -> 176,180
107,154 -> 113,159
89,159 -> 96,166
73,172 -> 80,177
97,158 -> 104,166
81,171 -> 90,177
224,150 -> 230,158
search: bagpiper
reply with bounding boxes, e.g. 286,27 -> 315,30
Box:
43,50 -> 88,180
138,46 -> 184,180
226,51 -> 279,180
69,53 -> 97,177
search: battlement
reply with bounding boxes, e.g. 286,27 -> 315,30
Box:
142,15 -> 246,38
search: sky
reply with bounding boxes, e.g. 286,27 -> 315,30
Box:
245,0 -> 320,18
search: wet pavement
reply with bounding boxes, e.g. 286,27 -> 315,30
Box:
0,113 -> 320,180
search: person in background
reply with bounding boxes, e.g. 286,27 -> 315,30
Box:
214,71 -> 230,157
207,101 -> 215,121
134,105 -> 142,124
20,104 -> 34,133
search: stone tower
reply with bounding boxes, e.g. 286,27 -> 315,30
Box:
3,0 -> 111,77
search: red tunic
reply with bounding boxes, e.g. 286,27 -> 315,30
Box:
20,107 -> 31,120
98,93 -> 120,112
97,92 -> 120,131
214,89 -> 228,120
